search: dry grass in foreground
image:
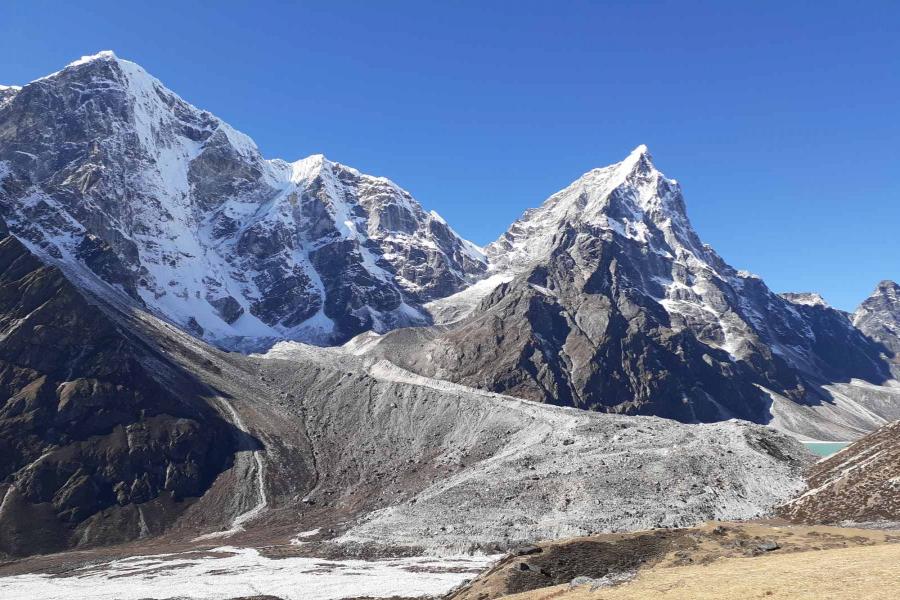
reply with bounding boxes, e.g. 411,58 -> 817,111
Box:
500,539 -> 900,600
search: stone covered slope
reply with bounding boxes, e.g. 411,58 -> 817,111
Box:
0,51 -> 485,348
361,147 -> 897,439
0,232 -> 242,558
257,344 -> 811,554
779,419 -> 900,524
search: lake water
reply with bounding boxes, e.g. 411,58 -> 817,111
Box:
802,441 -> 851,457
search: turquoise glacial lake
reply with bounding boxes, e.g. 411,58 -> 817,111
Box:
802,441 -> 851,457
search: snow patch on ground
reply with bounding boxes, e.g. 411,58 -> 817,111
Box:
0,547 -> 497,600
424,272 -> 514,324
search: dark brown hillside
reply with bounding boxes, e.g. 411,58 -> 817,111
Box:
0,233 -> 241,557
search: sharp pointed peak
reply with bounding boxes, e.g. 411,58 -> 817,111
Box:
297,153 -> 331,165
32,50 -> 146,86
618,143 -> 656,173
575,144 -> 657,183
288,153 -> 341,183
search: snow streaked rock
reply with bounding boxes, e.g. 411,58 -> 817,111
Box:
0,51 -> 486,348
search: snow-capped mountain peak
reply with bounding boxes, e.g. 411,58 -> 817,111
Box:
0,51 -> 486,348
372,146 -> 897,440
781,292 -> 831,308
485,144 -> 700,272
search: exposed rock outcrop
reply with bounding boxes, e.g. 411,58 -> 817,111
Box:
854,280 -> 900,360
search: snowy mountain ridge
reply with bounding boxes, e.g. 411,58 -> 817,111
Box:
0,51 -> 486,347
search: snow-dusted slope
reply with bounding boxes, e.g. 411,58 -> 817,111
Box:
362,146 -> 899,439
0,51 -> 486,347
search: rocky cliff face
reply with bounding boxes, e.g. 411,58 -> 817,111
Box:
363,147 -> 897,437
854,280 -> 900,357
0,51 -> 485,348
0,230 -> 240,557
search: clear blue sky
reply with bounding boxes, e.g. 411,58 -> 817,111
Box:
2,1 -> 897,310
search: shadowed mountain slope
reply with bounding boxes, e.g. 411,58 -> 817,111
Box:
0,231 -> 246,557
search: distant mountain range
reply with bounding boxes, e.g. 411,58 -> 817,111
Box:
1,51 -> 898,443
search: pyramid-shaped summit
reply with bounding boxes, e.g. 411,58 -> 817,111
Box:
366,146 -> 899,440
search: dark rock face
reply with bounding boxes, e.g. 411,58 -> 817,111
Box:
208,295 -> 244,324
75,233 -> 142,301
854,280 -> 900,357
369,148 -> 896,430
781,295 -> 890,382
0,233 -> 238,557
375,250 -> 786,422
0,52 -> 486,347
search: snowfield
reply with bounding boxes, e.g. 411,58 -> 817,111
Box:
0,547 -> 497,600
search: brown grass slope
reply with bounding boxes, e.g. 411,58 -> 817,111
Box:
779,419 -> 900,524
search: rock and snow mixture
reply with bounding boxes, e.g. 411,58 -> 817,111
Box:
352,146 -> 900,441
